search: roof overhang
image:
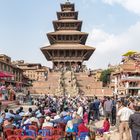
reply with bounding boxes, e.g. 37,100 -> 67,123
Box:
40,44 -> 95,61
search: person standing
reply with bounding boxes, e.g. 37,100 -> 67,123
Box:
111,97 -> 117,126
128,98 -> 136,111
117,101 -> 134,140
77,102 -> 83,118
129,106 -> 140,140
0,102 -> 1,114
104,97 -> 112,122
92,96 -> 100,121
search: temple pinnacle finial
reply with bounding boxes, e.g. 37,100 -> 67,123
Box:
66,0 -> 70,3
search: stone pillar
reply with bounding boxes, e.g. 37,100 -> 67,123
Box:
126,81 -> 129,95
53,62 -> 55,70
70,61 -> 72,70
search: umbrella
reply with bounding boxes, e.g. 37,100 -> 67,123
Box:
4,73 -> 14,77
0,72 -> 6,77
0,86 -> 6,90
0,71 -> 14,78
122,50 -> 137,56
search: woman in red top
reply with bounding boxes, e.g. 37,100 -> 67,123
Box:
97,117 -> 110,135
103,118 -> 110,131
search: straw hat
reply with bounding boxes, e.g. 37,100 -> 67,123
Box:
23,112 -> 31,117
45,116 -> 51,121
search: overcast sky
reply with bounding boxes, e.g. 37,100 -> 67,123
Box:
0,0 -> 140,69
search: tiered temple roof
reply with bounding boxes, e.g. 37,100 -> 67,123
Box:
41,1 -> 95,69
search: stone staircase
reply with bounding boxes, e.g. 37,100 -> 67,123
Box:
75,72 -> 112,96
30,72 -> 61,95
62,71 -> 79,96
30,71 -> 112,97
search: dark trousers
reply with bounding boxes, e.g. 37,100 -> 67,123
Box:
131,130 -> 140,140
88,111 -> 92,122
111,108 -> 116,125
93,109 -> 100,120
88,110 -> 95,123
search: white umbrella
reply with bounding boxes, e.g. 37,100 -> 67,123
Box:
0,86 -> 6,90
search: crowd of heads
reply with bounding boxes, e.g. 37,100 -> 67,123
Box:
0,94 -> 140,139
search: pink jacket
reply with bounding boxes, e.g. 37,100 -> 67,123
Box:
83,112 -> 88,124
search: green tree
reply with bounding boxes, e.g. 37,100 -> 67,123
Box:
100,69 -> 112,86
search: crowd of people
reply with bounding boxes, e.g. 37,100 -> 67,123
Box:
0,94 -> 140,140
0,84 -> 16,101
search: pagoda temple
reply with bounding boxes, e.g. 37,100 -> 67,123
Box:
41,1 -> 95,71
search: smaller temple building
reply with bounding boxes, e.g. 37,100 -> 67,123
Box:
110,51 -> 140,96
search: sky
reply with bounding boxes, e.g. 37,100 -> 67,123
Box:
0,0 -> 140,69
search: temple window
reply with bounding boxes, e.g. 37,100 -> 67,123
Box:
66,36 -> 69,40
62,23 -> 64,27
60,51 -> 63,57
58,35 -> 61,40
71,50 -> 75,57
70,36 -> 73,40
74,35 -> 77,40
66,50 -> 69,57
77,51 -> 81,57
54,51 -> 57,56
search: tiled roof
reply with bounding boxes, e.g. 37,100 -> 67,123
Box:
47,30 -> 87,35
53,19 -> 82,22
41,44 -> 95,50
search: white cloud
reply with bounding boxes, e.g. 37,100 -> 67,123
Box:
80,0 -> 96,8
86,21 -> 140,69
102,0 -> 140,15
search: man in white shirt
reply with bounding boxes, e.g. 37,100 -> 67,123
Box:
42,116 -> 53,128
117,101 -> 134,140
29,113 -> 40,128
77,102 -> 83,118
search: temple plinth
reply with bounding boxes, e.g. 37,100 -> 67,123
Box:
41,2 -> 95,71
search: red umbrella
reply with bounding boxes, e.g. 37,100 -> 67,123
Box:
0,72 -> 6,77
4,73 -> 14,77
0,71 -> 14,78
